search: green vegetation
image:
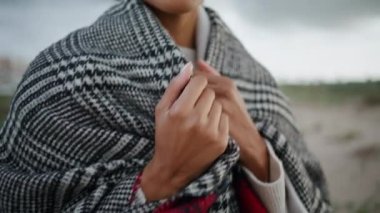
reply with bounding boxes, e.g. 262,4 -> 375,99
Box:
335,185 -> 380,213
280,80 -> 380,106
0,80 -> 379,125
335,130 -> 361,143
0,95 -> 11,127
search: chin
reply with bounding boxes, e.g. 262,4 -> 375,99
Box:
145,0 -> 203,15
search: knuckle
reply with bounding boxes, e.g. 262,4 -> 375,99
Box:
216,142 -> 227,154
213,100 -> 222,109
208,130 -> 218,141
219,133 -> 228,144
155,103 -> 164,113
205,88 -> 215,99
194,115 -> 208,129
199,117 -> 208,127
168,106 -> 186,119
181,122 -> 192,132
186,114 -> 203,130
204,125 -> 218,138
224,78 -> 236,89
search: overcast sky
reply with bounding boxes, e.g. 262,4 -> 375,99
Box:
0,0 -> 379,83
205,0 -> 380,82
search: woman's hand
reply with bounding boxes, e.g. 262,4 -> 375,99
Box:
197,60 -> 269,182
141,62 -> 229,201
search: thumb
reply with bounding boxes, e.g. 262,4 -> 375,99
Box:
159,62 -> 193,109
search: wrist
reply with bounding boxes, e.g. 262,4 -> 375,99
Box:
141,159 -> 183,201
240,145 -> 269,182
234,123 -> 264,162
237,131 -> 270,182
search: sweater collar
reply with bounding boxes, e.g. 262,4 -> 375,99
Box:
196,6 -> 211,61
179,6 -> 211,63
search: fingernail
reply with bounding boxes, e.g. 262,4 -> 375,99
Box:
180,62 -> 193,78
199,60 -> 219,76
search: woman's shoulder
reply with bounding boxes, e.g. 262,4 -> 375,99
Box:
27,1 -> 144,68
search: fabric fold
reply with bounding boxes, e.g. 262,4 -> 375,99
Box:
0,0 -> 331,212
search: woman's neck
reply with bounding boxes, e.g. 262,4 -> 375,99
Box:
150,8 -> 198,49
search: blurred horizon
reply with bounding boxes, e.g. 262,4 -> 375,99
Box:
0,0 -> 379,95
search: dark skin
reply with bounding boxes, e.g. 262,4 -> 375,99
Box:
141,0 -> 269,201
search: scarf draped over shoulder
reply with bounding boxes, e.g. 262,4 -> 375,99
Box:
0,0 -> 331,212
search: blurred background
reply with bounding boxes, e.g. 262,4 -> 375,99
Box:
0,0 -> 379,212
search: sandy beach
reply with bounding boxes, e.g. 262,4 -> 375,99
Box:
291,101 -> 380,212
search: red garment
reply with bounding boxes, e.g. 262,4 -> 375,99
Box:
154,194 -> 217,213
234,175 -> 268,213
132,173 -> 267,213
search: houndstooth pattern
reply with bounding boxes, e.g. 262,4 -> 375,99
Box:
0,0 -> 331,212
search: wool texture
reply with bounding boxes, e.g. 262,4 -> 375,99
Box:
0,0 -> 331,212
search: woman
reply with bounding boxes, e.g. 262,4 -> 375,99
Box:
0,0 -> 330,212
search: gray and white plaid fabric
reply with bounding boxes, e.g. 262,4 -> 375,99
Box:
0,0 -> 331,212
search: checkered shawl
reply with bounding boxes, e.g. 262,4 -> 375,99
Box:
0,0 -> 331,212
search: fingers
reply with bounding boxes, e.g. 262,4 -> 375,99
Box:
208,101 -> 222,129
206,84 -> 223,95
158,62 -> 193,110
219,113 -> 229,144
194,88 -> 215,117
196,60 -> 225,86
172,75 -> 208,113
197,60 -> 220,76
